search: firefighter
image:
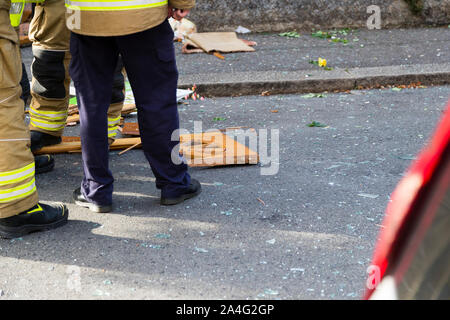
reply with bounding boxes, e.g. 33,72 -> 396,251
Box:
28,0 -> 125,152
68,0 -> 201,212
0,0 -> 68,239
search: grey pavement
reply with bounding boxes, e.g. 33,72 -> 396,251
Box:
175,27 -> 450,95
20,27 -> 450,96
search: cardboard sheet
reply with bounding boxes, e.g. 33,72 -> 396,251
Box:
185,32 -> 255,53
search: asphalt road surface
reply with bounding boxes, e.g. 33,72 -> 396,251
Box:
0,85 -> 448,300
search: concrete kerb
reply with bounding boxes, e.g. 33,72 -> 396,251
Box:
178,63 -> 450,97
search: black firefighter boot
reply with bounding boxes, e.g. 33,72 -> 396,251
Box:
30,131 -> 61,153
0,202 -> 69,239
35,154 -> 55,174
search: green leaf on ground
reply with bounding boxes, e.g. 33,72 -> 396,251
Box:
307,121 -> 328,127
213,117 -> 226,121
311,30 -> 332,39
279,31 -> 300,38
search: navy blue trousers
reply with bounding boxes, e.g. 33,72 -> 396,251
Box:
69,20 -> 190,206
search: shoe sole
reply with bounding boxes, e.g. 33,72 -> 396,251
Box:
74,200 -> 112,213
0,207 -> 69,239
160,187 -> 202,206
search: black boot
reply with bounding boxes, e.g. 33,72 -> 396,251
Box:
20,62 -> 31,108
160,179 -> 202,206
35,154 -> 55,174
0,203 -> 68,239
30,131 -> 61,153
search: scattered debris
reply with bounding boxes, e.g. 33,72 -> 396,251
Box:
235,26 -> 251,34
155,233 -> 171,239
264,289 -> 279,295
301,93 -> 327,99
141,243 -> 163,249
307,121 -> 328,128
257,198 -> 266,206
118,141 -> 142,156
213,51 -> 225,60
169,17 -> 197,41
36,131 -> 259,168
183,32 -> 256,55
398,155 -> 416,160
279,31 -> 300,38
358,193 -> 379,199
311,29 -> 353,44
309,58 -> 333,71
194,247 -> 209,253
290,268 -> 305,273
266,239 -> 276,245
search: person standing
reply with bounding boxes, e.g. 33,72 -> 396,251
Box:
68,0 -> 201,212
28,0 -> 125,152
0,0 -> 68,239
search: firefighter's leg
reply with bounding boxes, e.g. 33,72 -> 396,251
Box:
108,56 -> 125,144
28,0 -> 70,151
0,7 -> 68,238
0,35 -> 38,217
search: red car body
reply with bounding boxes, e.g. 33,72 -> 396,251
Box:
365,101 -> 450,300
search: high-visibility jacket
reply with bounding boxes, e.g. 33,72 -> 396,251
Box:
9,0 -> 24,27
10,0 -> 44,27
65,0 -> 195,36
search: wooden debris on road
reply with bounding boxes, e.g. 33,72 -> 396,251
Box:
35,129 -> 259,167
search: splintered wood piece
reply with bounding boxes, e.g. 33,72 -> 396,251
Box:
65,104 -> 137,122
35,131 -> 259,167
121,122 -> 140,136
62,136 -> 81,142
213,51 -> 225,60
68,104 -> 78,115
35,137 -> 142,155
66,114 -> 80,124
121,104 -> 137,115
118,142 -> 142,155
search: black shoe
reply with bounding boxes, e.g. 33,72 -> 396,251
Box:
30,131 -> 62,152
73,187 -> 112,213
160,179 -> 202,206
35,154 -> 55,174
0,203 -> 68,239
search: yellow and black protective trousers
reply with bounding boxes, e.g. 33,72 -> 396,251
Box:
0,0 -> 38,218
28,0 -> 124,140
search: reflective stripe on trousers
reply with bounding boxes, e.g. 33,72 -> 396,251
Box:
0,163 -> 36,203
